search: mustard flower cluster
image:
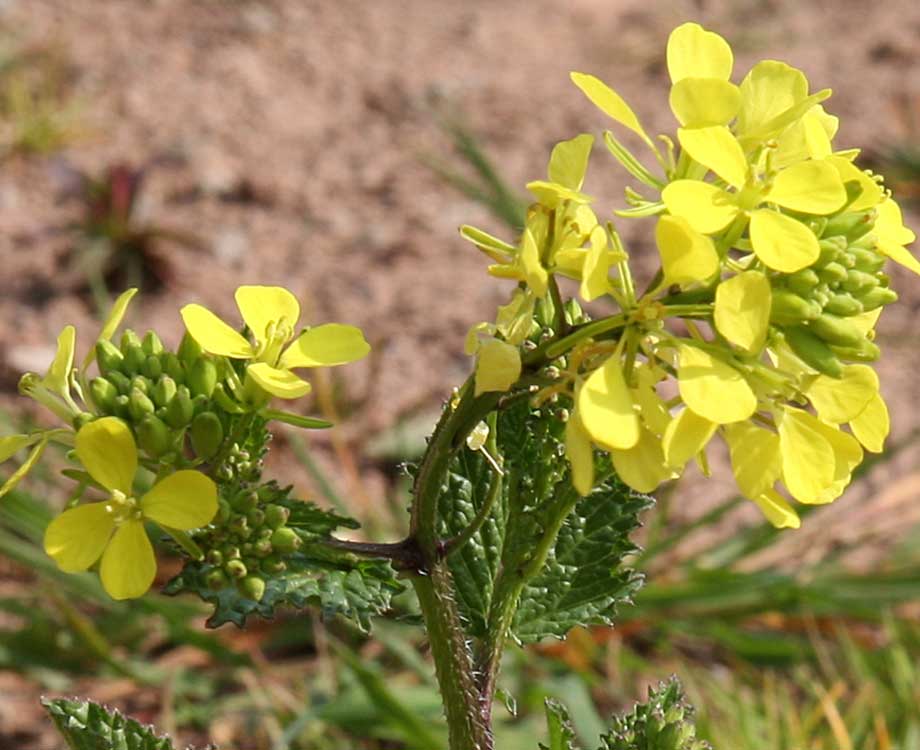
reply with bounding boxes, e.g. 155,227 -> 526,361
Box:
462,23 -> 918,528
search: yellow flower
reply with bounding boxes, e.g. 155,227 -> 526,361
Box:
44,418 -> 217,600
713,270 -> 771,353
181,285 -> 370,400
677,344 -> 756,424
875,198 -> 920,276
654,215 -> 719,286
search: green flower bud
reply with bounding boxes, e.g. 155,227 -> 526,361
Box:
823,294 -> 863,317
823,210 -> 875,242
188,358 -> 218,398
107,370 -> 132,395
122,343 -> 146,374
830,338 -> 881,362
270,527 -> 301,553
230,515 -> 249,534
217,499 -> 232,524
261,556 -> 287,574
120,329 -> 142,353
190,411 -> 224,459
72,412 -> 94,430
815,237 -> 846,267
847,247 -> 885,273
206,549 -> 224,566
247,508 -> 265,527
808,313 -> 865,347
784,326 -> 844,378
151,375 -> 178,408
191,394 -> 210,416
817,262 -> 848,286
212,382 -> 244,414
161,352 -> 186,383
142,330 -> 164,356
225,559 -> 248,579
842,270 -> 879,295
95,340 -> 125,375
136,414 -> 171,457
237,575 -> 266,602
165,386 -> 195,428
770,290 -> 821,326
130,375 -> 150,395
128,387 -> 156,421
141,354 -> 163,380
113,394 -> 132,419
222,545 -> 241,560
264,504 -> 290,530
785,269 -> 819,297
856,286 -> 898,311
90,377 -> 118,413
178,331 -> 203,366
253,538 -> 273,557
206,569 -> 229,591
231,490 -> 259,513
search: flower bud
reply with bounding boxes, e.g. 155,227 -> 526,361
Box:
165,386 -> 195,428
808,313 -> 865,347
122,343 -> 146,374
151,375 -> 178,408
142,330 -> 164,356
95,340 -> 124,375
270,527 -> 301,553
130,375 -> 150,395
188,360 -> 218,400
247,508 -> 265,527
237,575 -> 266,602
106,371 -> 132,395
823,210 -> 875,242
231,490 -> 259,513
856,286 -> 898,311
823,294 -> 863,317
113,394 -> 132,419
785,269 -> 819,297
841,270 -> 878,295
206,549 -> 224,566
141,354 -> 163,380
784,327 -> 843,378
222,545 -> 241,560
264,504 -> 290,530
72,412 -> 94,430
120,329 -> 143,352
190,411 -> 224,459
191,394 -> 210,416
178,331 -> 203,366
212,382 -> 244,414
847,247 -> 885,273
769,290 -> 820,326
160,352 -> 185,383
90,377 -> 118,413
206,569 -> 229,591
253,538 -> 273,557
830,338 -> 881,362
817,262 -> 848,286
128,387 -> 156,421
225,559 -> 248,579
216,499 -> 232,524
136,414 -> 171,457
261,556 -> 286,574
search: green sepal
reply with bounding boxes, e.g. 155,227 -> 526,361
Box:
261,408 -> 333,430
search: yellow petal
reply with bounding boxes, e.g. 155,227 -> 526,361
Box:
460,225 -> 515,263
767,161 -> 847,215
662,408 -> 716,469
520,228 -> 549,297
246,362 -> 312,399
678,345 -> 756,424
878,241 -> 920,276
724,422 -> 782,498
141,471 -> 218,530
809,418 -> 863,505
610,425 -> 672,493
280,324 -> 370,369
474,339 -> 521,396
0,437 -> 49,499
526,180 -> 591,208
803,111 -> 833,159
828,157 -> 882,212
875,198 -> 916,246
749,209 -> 820,272
235,285 -> 300,342
752,489 -> 801,529
44,502 -> 115,572
496,290 -> 535,346
579,225 -> 612,302
778,408 -> 836,504
714,271 -> 771,353
666,22 -> 733,83
847,308 -> 882,337
806,364 -> 878,423
632,366 -> 671,436
850,392 -> 889,453
547,133 -> 594,191
180,304 -> 254,358
100,520 -> 156,600
578,356 -> 640,451
75,417 -> 137,494
44,326 -> 76,395
655,215 -> 720,285
565,410 -> 595,496
737,60 -> 808,136
570,72 -> 657,152
0,434 -> 38,463
662,180 -> 740,234
677,126 -> 748,188
669,78 -> 741,127
464,322 -> 494,355
84,288 -> 138,371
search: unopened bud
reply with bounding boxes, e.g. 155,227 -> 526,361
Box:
72,412 -> 94,430
190,411 -> 224,459
770,290 -> 820,326
142,330 -> 164,356
107,371 -> 132,395
177,331 -> 203,366
225,559 -> 247,579
808,313 -> 865,347
231,491 -> 259,513
128,388 -> 156,421
817,262 -> 848,286
823,294 -> 863,317
270,527 -> 301,553
785,269 -> 819,297
161,352 -> 185,383
784,327 -> 844,378
113,394 -> 132,419
136,414 -> 171,457
120,329 -> 143,352
151,375 -> 178,408
842,270 -> 879,295
130,375 -> 149,395
90,377 -> 118,413
188,358 -> 218,398
95,340 -> 124,375
122,343 -> 146,374
141,354 -> 163,380
856,286 -> 898,311
206,569 -> 229,590
237,575 -> 266,602
264,504 -> 289,530
165,386 -> 194,428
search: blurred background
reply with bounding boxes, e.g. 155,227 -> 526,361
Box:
1,1 -> 920,748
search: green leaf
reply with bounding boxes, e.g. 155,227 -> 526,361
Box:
598,678 -> 711,750
542,699 -> 580,750
440,398 -> 650,643
164,482 -> 402,630
43,697 -> 205,750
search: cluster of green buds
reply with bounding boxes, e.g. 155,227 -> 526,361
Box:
1,285 -> 371,600
196,483 -> 301,602
461,22 -> 918,529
